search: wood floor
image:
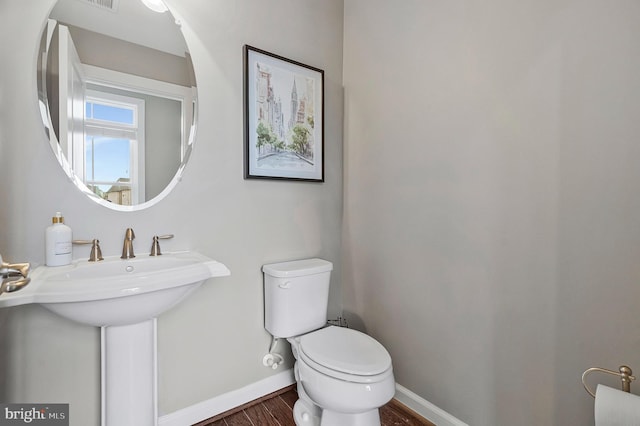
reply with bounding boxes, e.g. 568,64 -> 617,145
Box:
194,386 -> 435,426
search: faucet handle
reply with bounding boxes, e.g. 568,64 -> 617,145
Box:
73,239 -> 104,262
150,234 -> 174,256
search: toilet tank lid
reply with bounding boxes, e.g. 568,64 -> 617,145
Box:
262,258 -> 333,278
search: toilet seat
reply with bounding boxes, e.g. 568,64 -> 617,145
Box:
298,326 -> 392,383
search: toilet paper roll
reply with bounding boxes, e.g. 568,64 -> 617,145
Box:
595,384 -> 640,426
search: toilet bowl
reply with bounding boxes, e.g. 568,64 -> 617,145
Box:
290,326 -> 395,425
262,259 -> 395,426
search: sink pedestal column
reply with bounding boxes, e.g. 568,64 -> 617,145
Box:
102,319 -> 157,426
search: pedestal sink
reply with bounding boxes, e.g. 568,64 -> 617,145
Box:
0,251 -> 230,426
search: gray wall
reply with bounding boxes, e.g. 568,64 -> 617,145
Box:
343,0 -> 640,425
0,1 -> 344,425
143,93 -> 181,201
67,25 -> 194,88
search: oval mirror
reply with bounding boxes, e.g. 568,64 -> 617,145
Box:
37,0 -> 197,210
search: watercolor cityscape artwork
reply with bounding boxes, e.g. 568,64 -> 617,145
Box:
244,46 -> 324,181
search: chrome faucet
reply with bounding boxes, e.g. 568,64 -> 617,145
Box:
121,228 -> 136,259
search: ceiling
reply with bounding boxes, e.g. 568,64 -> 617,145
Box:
49,0 -> 188,57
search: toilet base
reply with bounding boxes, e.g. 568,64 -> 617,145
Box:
293,398 -> 381,426
320,408 -> 380,426
293,399 -> 321,425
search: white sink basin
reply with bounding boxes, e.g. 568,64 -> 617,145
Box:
0,251 -> 230,326
0,250 -> 230,426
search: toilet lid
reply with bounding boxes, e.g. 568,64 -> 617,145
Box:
299,326 -> 391,376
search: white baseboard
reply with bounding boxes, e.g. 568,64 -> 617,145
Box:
158,369 -> 295,426
395,384 -> 468,426
158,372 -> 465,426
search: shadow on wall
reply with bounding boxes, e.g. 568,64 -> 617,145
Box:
342,310 -> 368,334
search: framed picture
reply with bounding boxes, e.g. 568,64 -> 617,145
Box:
243,45 -> 324,181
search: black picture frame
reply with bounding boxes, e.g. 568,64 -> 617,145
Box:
243,45 -> 324,182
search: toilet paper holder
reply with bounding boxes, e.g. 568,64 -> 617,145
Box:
582,365 -> 635,398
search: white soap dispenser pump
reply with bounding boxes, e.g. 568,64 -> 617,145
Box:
45,212 -> 72,266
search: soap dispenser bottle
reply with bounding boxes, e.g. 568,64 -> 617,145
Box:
45,212 -> 72,266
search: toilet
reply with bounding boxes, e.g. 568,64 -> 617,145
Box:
263,258 -> 395,426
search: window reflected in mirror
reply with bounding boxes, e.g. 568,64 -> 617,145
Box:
84,90 -> 140,205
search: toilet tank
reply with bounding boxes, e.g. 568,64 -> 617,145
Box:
263,258 -> 333,338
